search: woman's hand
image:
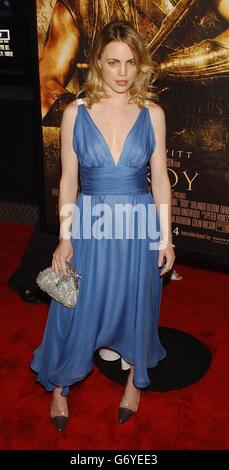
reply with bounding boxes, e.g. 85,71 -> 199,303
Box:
52,239 -> 74,277
158,244 -> 175,277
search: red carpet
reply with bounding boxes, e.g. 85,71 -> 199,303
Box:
0,220 -> 228,450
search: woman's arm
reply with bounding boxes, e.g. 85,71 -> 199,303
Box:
59,101 -> 79,240
148,104 -> 175,276
52,100 -> 79,276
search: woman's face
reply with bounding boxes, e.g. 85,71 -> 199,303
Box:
98,41 -> 138,94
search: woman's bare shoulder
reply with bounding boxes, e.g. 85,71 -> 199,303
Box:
147,101 -> 165,117
60,99 -> 80,127
146,101 -> 166,129
63,99 -> 78,115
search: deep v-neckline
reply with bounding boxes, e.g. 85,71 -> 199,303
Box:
81,103 -> 145,167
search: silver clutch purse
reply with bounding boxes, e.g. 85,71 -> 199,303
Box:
36,260 -> 82,308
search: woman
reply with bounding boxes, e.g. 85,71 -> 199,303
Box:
30,20 -> 175,431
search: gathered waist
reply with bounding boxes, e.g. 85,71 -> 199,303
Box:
79,166 -> 149,195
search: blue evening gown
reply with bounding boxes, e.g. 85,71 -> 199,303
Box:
30,98 -> 167,396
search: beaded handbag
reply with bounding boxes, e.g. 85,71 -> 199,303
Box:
36,260 -> 82,308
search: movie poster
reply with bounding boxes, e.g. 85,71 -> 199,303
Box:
35,0 -> 229,263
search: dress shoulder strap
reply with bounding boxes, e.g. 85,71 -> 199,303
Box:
143,99 -> 151,108
76,98 -> 84,106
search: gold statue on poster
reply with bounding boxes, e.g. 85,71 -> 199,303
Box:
159,0 -> 229,79
36,0 -> 229,126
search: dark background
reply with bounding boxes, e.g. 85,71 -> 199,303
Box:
0,0 -> 42,204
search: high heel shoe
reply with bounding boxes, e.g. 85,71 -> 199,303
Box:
50,388 -> 69,432
118,401 -> 139,423
118,390 -> 140,423
51,407 -> 69,432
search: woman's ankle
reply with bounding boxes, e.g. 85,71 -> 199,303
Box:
127,367 -> 138,387
52,388 -> 68,405
53,387 -> 66,398
51,388 -> 68,416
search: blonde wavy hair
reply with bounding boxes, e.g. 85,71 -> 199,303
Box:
76,20 -> 160,108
